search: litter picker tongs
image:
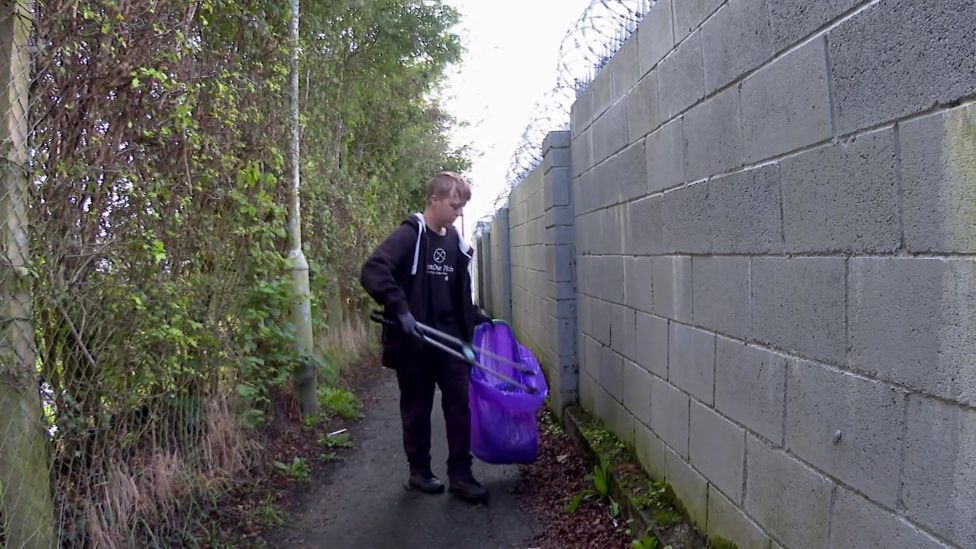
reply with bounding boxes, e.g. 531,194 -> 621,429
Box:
369,311 -> 537,394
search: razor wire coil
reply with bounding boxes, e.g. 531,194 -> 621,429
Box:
478,0 -> 655,231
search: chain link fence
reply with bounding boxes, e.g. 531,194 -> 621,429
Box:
2,0 -> 295,545
2,2 -> 56,546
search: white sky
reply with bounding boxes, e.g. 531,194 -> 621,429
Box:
441,0 -> 592,238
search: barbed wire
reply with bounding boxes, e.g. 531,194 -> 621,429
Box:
478,0 -> 654,230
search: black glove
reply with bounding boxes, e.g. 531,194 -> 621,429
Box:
397,311 -> 419,335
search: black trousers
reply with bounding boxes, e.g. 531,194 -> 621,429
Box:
395,348 -> 472,480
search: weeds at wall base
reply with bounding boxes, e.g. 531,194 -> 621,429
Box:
561,405 -> 714,549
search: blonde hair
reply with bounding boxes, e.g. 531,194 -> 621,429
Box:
426,171 -> 471,203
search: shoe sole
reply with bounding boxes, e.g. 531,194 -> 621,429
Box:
405,480 -> 445,494
448,487 -> 489,504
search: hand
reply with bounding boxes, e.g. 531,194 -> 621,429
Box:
397,311 -> 419,335
480,315 -> 495,328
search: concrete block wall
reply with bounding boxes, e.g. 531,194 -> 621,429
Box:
508,166 -> 547,359
477,230 -> 492,312
565,1 -> 976,548
474,233 -> 485,307
542,132 -> 578,412
504,136 -> 579,413
488,207 -> 512,323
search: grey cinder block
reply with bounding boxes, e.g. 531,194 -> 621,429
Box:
767,0 -> 859,52
829,487 -> 950,549
635,420 -> 667,479
829,0 -> 976,134
741,37 -> 831,162
900,103 -> 976,254
574,210 -> 599,255
627,195 -> 667,256
786,359 -> 906,507
646,117 -> 686,194
708,164 -> 784,254
780,128 -> 899,253
638,0 -> 676,75
592,101 -> 630,164
585,297 -> 610,345
745,436 -> 833,549
849,258 -> 976,406
707,487 -> 770,549
715,338 -> 788,445
702,0 -> 773,94
571,128 -> 593,177
659,31 -> 705,121
544,177 -> 571,219
690,401 -> 745,502
571,170 -> 598,216
589,64 -> 614,121
684,85 -> 744,181
623,358 -> 654,427
580,371 -> 598,418
628,71 -> 662,142
544,206 -> 574,229
603,140 -> 648,205
692,256 -> 750,339
751,257 -> 847,364
902,395 -> 976,547
542,130 -> 571,155
599,345 -> 625,402
665,445 -> 709,527
612,32 -> 641,101
601,204 -> 628,255
570,87 -> 593,138
673,0 -> 725,43
651,377 -> 690,457
669,323 -> 716,405
625,256 -> 655,314
586,255 -> 626,304
580,333 -> 601,379
651,255 -> 693,322
611,304 -> 638,361
543,150 -> 571,180
636,312 -> 669,379
661,181 -> 711,254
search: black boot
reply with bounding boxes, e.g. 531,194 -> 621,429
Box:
449,474 -> 489,504
406,470 -> 445,494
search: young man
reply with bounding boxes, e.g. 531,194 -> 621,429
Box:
360,171 -> 492,503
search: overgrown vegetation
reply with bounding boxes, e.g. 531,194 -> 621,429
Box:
273,457 -> 311,481
24,0 -> 465,544
566,458 -> 617,515
569,409 -> 709,549
318,387 -> 364,421
318,431 -> 354,451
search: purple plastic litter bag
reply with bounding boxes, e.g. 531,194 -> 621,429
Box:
469,321 -> 549,464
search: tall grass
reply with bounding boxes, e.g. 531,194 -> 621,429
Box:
316,315 -> 377,381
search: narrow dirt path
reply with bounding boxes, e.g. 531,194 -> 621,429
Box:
263,373 -> 540,548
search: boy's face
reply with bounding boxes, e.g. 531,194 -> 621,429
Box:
430,191 -> 466,227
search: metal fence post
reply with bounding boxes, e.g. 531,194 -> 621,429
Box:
0,1 -> 55,546
288,0 -> 317,417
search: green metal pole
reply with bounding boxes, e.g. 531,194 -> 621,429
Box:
288,0 -> 317,417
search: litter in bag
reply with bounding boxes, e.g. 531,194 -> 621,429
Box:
469,321 -> 549,464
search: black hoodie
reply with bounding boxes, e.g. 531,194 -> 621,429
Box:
360,213 -> 487,369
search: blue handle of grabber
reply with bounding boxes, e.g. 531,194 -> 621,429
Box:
369,312 -> 535,393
